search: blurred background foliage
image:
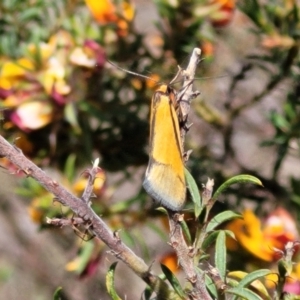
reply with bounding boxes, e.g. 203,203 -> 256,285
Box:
1,0 -> 300,299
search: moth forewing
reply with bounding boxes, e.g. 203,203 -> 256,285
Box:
143,84 -> 186,211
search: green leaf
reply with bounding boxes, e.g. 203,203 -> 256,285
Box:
213,175 -> 263,201
161,264 -> 185,298
206,211 -> 242,233
228,270 -> 272,300
143,286 -> 153,300
185,168 -> 202,218
205,274 -> 218,299
155,207 -> 168,214
226,287 -> 263,300
53,287 -> 63,300
215,231 -> 226,281
202,230 -> 235,251
180,219 -> 192,245
270,112 -> 290,131
106,262 -> 122,300
237,269 -> 272,288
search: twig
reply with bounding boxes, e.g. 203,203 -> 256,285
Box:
177,48 -> 201,142
168,212 -> 212,300
0,136 -> 181,299
81,158 -> 100,203
46,217 -> 85,227
167,48 -> 212,300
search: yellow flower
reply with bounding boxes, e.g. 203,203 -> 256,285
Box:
41,57 -> 71,96
0,58 -> 34,90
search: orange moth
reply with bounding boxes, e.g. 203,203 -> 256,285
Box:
143,84 -> 186,211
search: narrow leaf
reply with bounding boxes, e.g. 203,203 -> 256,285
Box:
213,175 -> 263,201
236,269 -> 272,288
206,211 -> 242,233
161,264 -> 185,298
215,231 -> 226,280
205,274 -> 218,299
226,287 -> 263,300
106,262 -> 122,300
202,230 -> 235,251
180,219 -> 192,245
230,270 -> 272,300
185,168 -> 202,218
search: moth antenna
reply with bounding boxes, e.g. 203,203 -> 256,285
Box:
169,66 -> 183,85
195,74 -> 229,81
107,60 -> 159,85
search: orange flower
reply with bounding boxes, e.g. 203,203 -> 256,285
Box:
209,0 -> 235,27
160,252 -> 179,273
226,209 -> 275,261
85,0 -> 135,36
85,0 -> 117,24
210,0 -> 235,9
226,208 -> 298,262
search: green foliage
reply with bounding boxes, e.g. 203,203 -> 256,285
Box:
212,175 -> 263,202
215,231 -> 226,281
53,287 -> 63,300
106,262 -> 122,300
161,264 -> 186,299
185,168 -> 202,218
206,211 -> 242,233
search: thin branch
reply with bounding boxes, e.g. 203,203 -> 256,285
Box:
177,47 -> 201,146
0,136 -> 181,299
81,158 -> 100,203
46,217 -> 85,227
168,212 -> 212,300
0,47 -> 205,299
167,48 -> 212,300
